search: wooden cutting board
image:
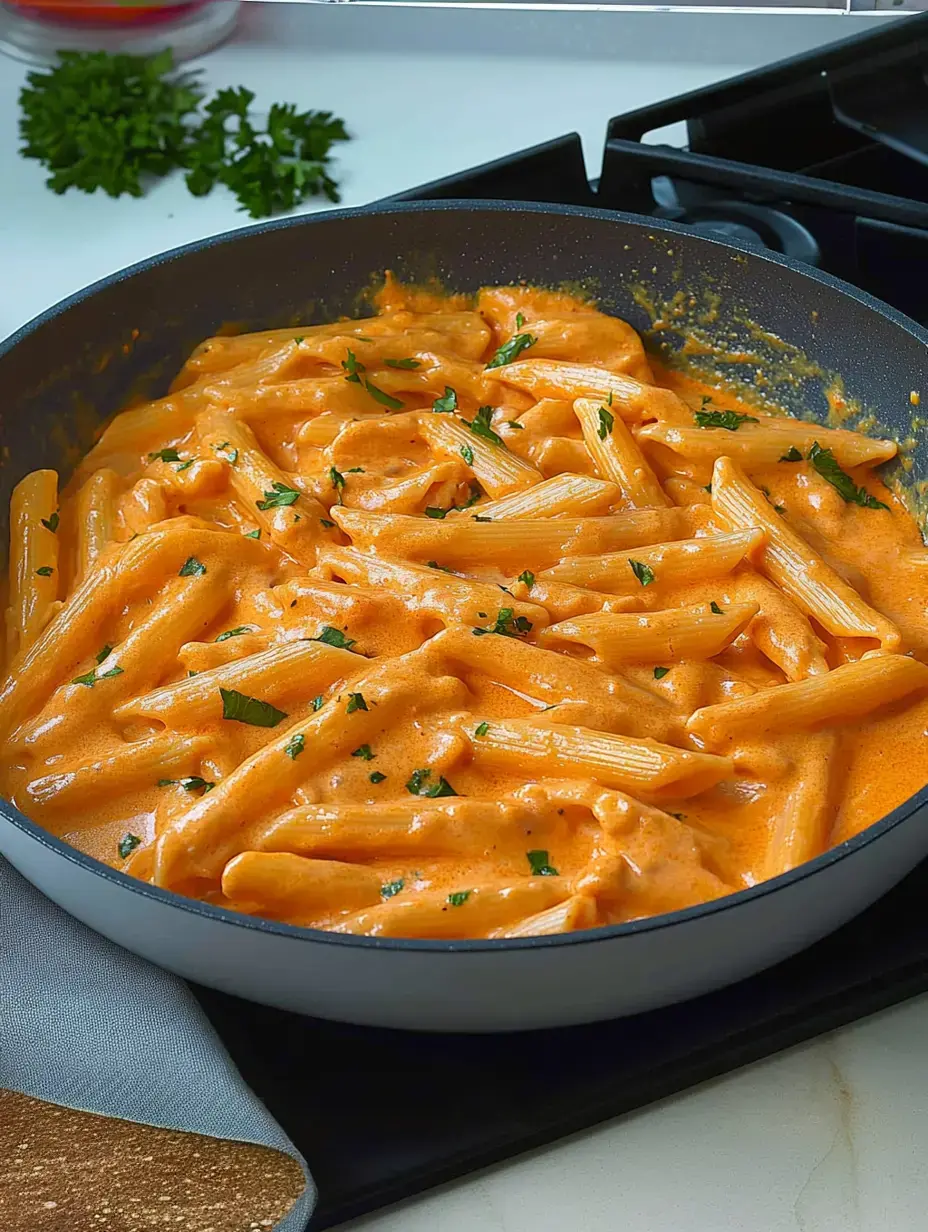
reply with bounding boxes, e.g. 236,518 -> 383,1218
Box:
0,1088 -> 307,1231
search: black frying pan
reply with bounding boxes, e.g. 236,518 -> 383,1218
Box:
2,202 -> 926,1031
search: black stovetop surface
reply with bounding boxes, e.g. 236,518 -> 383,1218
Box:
195,17 -> 928,1229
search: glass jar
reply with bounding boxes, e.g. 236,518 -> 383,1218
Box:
0,1 -> 241,65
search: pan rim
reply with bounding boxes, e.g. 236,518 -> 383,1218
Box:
2,197 -> 927,955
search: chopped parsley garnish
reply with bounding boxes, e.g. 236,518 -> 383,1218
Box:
256,481 -> 299,510
506,421 -> 524,430
457,481 -> 482,510
346,692 -> 368,714
427,560 -> 453,572
220,687 -> 288,727
472,607 -> 533,638
780,446 -> 803,462
320,518 -> 336,529
179,775 -> 213,793
175,458 -> 194,472
178,556 -> 206,577
345,466 -> 365,474
216,626 -> 252,642
432,386 -> 457,413
342,348 -> 365,383
474,721 -> 490,737
694,408 -> 759,431
384,357 -> 420,369
515,312 -> 525,329
460,443 -> 474,465
99,665 -> 124,680
703,483 -> 712,494
486,332 -> 536,369
526,849 -> 559,876
284,734 -> 305,759
406,768 -> 458,798
35,566 -> 53,577
71,670 -> 97,688
149,447 -> 180,463
364,380 -> 404,410
96,645 -> 113,664
628,559 -> 655,587
312,694 -> 324,711
808,442 -> 889,510
245,528 -> 261,539
465,405 -> 505,448
653,666 -> 670,680
472,515 -> 492,522
217,446 -> 238,465
293,336 -> 304,345
518,570 -> 535,589
597,406 -> 614,440
447,890 -> 472,907
370,770 -> 387,784
118,833 -> 141,859
381,878 -> 404,898
669,812 -> 687,821
313,626 -> 356,651
710,601 -> 725,615
352,744 -> 374,760
41,512 -> 59,533
424,506 -> 448,519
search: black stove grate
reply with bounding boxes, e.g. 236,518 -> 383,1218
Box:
195,20 -> 928,1230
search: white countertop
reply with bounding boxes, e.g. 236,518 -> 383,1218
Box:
3,4 -> 926,1230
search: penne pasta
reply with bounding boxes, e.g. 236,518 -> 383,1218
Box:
496,359 -> 689,422
574,397 -> 670,509
418,410 -> 543,498
222,852 -> 384,920
490,894 -> 598,938
8,469 -> 59,660
74,468 -> 120,583
638,419 -> 897,469
762,732 -> 838,881
471,472 -> 621,520
540,602 -> 760,665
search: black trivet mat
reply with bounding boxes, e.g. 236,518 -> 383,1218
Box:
191,861 -> 928,1230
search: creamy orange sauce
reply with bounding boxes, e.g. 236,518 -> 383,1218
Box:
3,280 -> 928,940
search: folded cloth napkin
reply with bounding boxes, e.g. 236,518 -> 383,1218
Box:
0,857 -> 314,1231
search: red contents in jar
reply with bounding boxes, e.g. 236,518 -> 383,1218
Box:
5,1 -> 208,27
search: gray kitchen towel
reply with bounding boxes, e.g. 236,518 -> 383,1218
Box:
0,856 -> 315,1231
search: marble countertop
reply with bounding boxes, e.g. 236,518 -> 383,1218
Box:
2,4 -> 926,1229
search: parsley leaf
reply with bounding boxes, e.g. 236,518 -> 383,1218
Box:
284,734 -> 305,759
381,878 -> 404,898
432,386 -> 457,413
474,721 -> 490,737
384,357 -> 420,369
245,528 -> 261,539
370,770 -> 387,784
312,626 -> 356,651
780,446 -> 803,462
179,775 -> 213,794
99,665 -> 124,680
406,768 -> 458,798
215,626 -> 252,642
352,744 -> 374,760
41,512 -> 59,533
460,443 -> 474,466
118,833 -> 142,859
35,566 -> 53,577
320,518 -> 335,529
148,446 -> 181,463
515,312 -> 525,329
346,692 -> 368,714
518,570 -> 535,589
465,405 -> 505,448
472,607 -> 533,638
808,442 -> 889,510
96,645 -> 113,664
710,601 -> 725,615
447,890 -> 472,907
486,332 -> 536,369
424,507 -> 448,520
256,481 -> 299,510
364,380 -> 404,410
329,466 -> 346,502
653,666 -> 670,680
598,406 -> 614,440
526,849 -> 559,876
71,670 -> 97,688
628,559 -> 655,587
342,348 -> 365,383
178,556 -> 206,577
311,694 -> 324,711
220,688 -> 288,727
694,408 -> 759,431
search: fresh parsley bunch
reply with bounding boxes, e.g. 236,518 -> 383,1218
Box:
18,49 -> 349,218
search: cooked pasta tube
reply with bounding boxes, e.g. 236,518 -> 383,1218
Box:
574,398 -> 670,508
489,894 -> 598,938
468,718 -> 733,798
330,507 -> 686,570
496,360 -> 690,422
418,412 -> 543,498
317,546 -> 548,630
23,732 -> 214,819
329,880 -> 570,939
539,529 -> 765,591
638,419 -> 897,468
255,798 -> 530,861
8,469 -> 59,659
540,602 -> 760,665
727,571 -> 829,681
431,625 -> 678,742
115,640 -> 359,726
153,647 -> 468,889
711,457 -> 900,649
688,653 -> 928,749
222,852 -> 383,920
196,409 -> 333,564
74,468 -> 120,583
762,732 -> 838,881
471,473 -> 620,520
